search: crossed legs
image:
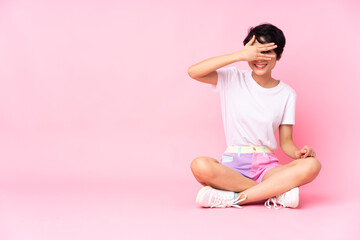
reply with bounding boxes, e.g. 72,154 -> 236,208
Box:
190,156 -> 321,205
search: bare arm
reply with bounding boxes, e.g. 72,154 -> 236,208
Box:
279,125 -> 316,159
187,36 -> 277,85
187,53 -> 241,85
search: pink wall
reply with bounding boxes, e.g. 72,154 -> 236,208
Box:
0,0 -> 359,197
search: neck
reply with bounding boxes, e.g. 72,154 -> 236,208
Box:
251,71 -> 277,88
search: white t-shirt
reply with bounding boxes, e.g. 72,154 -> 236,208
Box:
213,67 -> 296,150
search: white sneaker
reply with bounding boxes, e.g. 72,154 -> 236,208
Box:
196,186 -> 247,208
264,187 -> 299,209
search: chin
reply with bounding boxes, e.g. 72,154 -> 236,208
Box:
252,68 -> 268,76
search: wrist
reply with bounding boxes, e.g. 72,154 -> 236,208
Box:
229,51 -> 245,62
293,149 -> 300,159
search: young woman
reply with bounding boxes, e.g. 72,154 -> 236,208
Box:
188,23 -> 321,209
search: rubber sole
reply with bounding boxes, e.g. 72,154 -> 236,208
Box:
289,187 -> 300,208
195,186 -> 212,205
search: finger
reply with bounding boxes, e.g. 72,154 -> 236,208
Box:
303,152 -> 311,158
299,148 -> 307,158
259,53 -> 276,58
263,42 -> 276,47
259,45 -> 277,51
246,35 -> 256,46
257,56 -> 273,61
301,146 -> 308,153
258,53 -> 276,60
311,150 -> 316,157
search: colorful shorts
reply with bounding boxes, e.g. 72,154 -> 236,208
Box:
220,145 -> 281,183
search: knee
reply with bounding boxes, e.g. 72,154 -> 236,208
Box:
299,157 -> 321,180
190,157 -> 216,181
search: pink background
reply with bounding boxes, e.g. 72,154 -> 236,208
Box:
0,0 -> 359,239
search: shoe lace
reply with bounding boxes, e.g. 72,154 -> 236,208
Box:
264,194 -> 286,209
210,192 -> 247,208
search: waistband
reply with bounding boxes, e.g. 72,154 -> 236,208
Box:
225,145 -> 273,154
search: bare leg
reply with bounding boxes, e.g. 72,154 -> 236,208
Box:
239,157 -> 321,205
190,156 -> 257,192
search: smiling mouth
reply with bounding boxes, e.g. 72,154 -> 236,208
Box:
254,63 -> 267,69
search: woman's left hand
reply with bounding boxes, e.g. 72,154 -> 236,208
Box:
296,146 -> 316,158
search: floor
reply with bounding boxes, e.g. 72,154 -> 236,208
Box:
1,176 -> 359,240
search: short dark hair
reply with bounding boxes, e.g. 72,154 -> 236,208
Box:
243,23 -> 286,60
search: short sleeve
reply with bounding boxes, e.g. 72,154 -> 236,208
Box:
212,67 -> 237,93
281,92 -> 296,125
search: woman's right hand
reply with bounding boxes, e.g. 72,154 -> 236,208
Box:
188,35 -> 278,84
235,35 -> 278,61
